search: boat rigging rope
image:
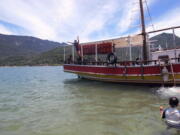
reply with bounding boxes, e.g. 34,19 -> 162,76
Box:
144,0 -> 155,31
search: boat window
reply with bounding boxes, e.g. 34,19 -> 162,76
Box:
158,55 -> 169,60
178,54 -> 180,62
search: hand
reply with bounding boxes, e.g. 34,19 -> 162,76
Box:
159,106 -> 164,111
160,106 -> 164,111
160,106 -> 164,117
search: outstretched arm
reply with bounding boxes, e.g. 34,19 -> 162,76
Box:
160,106 -> 167,119
160,106 -> 164,118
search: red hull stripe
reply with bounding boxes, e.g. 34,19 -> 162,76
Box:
64,65 -> 163,75
64,64 -> 180,75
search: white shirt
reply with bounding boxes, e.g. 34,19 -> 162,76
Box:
164,108 -> 180,126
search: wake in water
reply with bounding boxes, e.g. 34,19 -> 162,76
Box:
157,87 -> 180,99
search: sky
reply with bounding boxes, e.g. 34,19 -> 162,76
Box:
0,0 -> 180,43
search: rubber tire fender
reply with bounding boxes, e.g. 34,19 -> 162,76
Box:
107,53 -> 117,64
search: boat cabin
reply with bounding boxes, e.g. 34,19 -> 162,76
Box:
151,48 -> 180,63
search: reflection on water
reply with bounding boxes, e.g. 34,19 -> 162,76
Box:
0,66 -> 180,135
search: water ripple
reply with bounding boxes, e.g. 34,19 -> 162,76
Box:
0,66 -> 176,135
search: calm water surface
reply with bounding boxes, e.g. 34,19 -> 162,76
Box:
0,66 -> 180,135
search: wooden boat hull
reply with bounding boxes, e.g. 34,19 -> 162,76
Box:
63,64 -> 180,85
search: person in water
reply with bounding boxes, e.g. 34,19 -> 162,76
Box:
160,97 -> 180,128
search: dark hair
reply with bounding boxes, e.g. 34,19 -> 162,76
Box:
169,97 -> 179,107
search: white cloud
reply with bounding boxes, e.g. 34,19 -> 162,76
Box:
0,0 -> 179,43
0,0 -> 75,41
79,0 -> 120,41
0,24 -> 12,35
117,0 -> 157,34
117,0 -> 138,33
147,7 -> 180,37
0,0 -> 132,42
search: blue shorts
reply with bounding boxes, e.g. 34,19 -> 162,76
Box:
165,121 -> 180,129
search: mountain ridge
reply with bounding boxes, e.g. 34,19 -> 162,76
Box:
150,33 -> 180,50
0,33 -> 66,58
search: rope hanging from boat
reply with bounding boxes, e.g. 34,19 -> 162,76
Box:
144,0 -> 155,31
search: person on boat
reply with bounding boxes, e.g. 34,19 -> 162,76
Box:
160,97 -> 180,128
67,55 -> 73,64
161,65 -> 169,82
74,40 -> 81,59
135,57 -> 140,65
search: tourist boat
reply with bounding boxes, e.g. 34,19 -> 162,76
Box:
63,0 -> 180,86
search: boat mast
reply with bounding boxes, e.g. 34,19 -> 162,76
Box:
139,0 -> 148,61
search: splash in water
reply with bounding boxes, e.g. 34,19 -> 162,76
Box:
157,87 -> 180,99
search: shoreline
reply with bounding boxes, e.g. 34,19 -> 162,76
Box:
0,64 -> 63,67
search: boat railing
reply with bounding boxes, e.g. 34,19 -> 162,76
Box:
64,57 -> 180,67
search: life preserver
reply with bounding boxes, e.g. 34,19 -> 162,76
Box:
107,53 -> 117,64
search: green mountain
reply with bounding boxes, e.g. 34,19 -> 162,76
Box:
0,46 -> 72,66
27,46 -> 72,65
150,33 -> 180,50
0,34 -> 65,57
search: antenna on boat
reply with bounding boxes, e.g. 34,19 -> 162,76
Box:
139,0 -> 148,61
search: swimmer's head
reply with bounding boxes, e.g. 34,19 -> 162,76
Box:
169,97 -> 179,108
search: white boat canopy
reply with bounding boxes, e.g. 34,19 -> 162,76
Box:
80,34 -> 143,48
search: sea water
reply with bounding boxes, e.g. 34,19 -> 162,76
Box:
0,66 -> 180,135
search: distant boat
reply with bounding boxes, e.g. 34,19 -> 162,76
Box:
63,0 -> 180,86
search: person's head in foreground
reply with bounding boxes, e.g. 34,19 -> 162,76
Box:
169,97 -> 179,108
